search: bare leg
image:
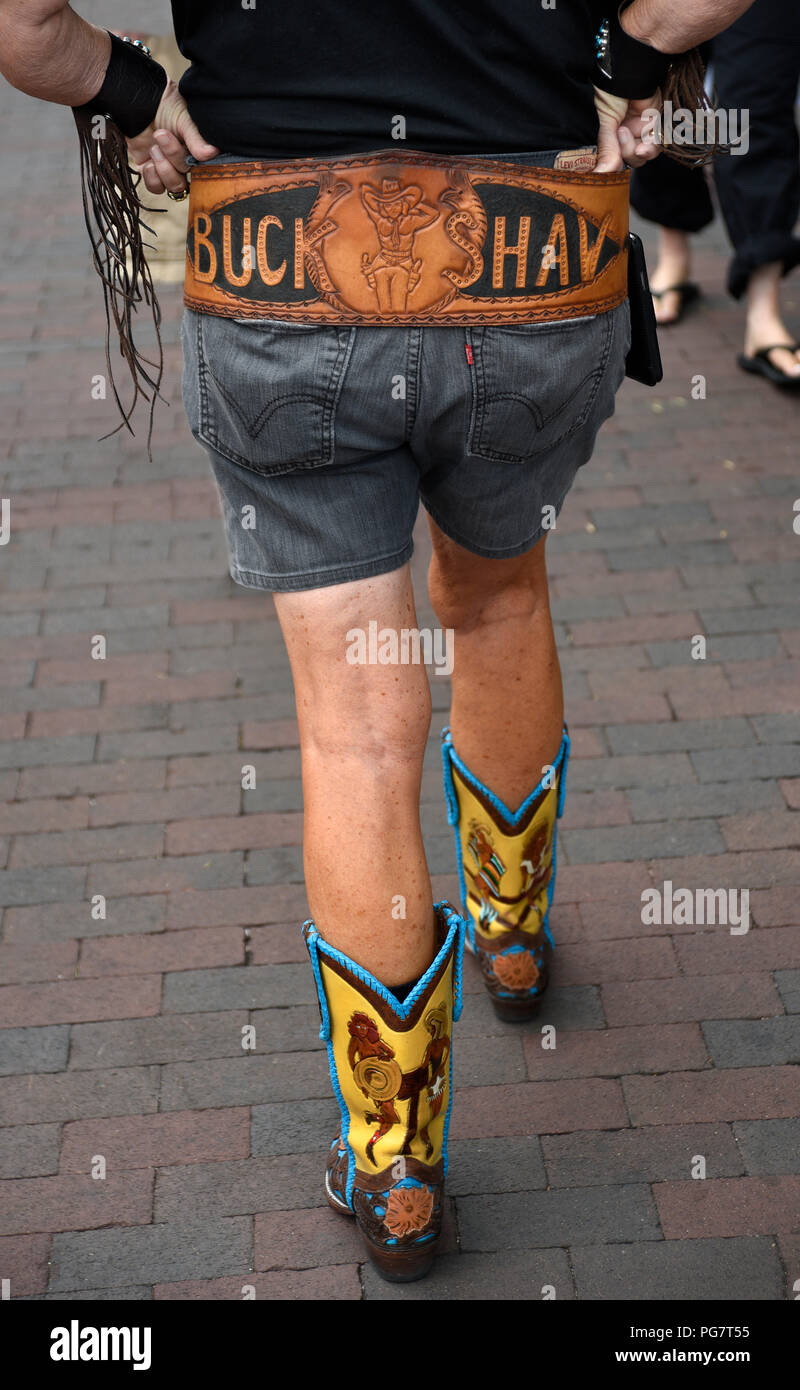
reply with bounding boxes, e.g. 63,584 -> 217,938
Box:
273,565 -> 435,986
649,226 -> 692,324
426,521 -> 563,810
743,260 -> 800,377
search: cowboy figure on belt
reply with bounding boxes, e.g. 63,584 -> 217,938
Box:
360,177 -> 438,310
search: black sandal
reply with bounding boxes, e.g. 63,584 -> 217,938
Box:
650,281 -> 700,325
737,343 -> 800,390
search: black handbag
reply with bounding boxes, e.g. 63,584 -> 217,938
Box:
625,231 -> 663,386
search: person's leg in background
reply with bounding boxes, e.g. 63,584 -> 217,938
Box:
629,58 -> 715,327
631,157 -> 714,324
712,0 -> 800,380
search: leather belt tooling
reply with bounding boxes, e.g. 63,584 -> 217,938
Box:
184,151 -> 630,326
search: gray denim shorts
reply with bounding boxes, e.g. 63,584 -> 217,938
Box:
181,150 -> 631,593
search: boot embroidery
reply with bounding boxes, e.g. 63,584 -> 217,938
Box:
382,1180 -> 435,1237
522,824 -> 552,895
464,815 -> 554,935
420,1004 -> 450,1161
441,726 -> 570,1016
348,1011 -> 403,1167
306,903 -> 465,1278
347,1006 -> 451,1166
356,1178 -> 440,1247
467,821 -> 506,896
491,945 -> 543,992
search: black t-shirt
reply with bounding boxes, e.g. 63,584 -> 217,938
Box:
171,1 -> 607,158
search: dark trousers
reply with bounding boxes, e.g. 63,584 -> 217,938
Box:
630,0 -> 800,298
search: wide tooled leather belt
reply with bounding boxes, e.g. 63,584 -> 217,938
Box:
184,151 -> 630,326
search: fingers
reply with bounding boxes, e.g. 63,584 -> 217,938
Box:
593,88 -> 664,174
593,125 -> 657,173
126,127 -> 170,195
150,78 -> 219,165
174,114 -> 220,163
618,126 -> 636,162
126,128 -> 156,168
594,137 -> 624,174
125,79 -> 219,194
617,126 -> 647,170
634,139 -> 662,165
622,150 -> 656,168
593,86 -> 627,168
618,125 -> 661,168
148,139 -> 189,196
594,150 -> 623,173
151,129 -> 190,173
593,92 -> 626,173
138,160 -> 166,197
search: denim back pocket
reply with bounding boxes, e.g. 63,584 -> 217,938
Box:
466,311 -> 616,464
184,312 -> 355,477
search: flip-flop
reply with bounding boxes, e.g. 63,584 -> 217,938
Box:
650,281 -> 701,325
737,343 -> 800,389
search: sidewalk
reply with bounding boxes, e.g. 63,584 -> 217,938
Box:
1,67 -> 799,1302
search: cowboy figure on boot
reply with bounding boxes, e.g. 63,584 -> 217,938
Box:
348,1001 -> 451,1168
0,0 -> 755,1285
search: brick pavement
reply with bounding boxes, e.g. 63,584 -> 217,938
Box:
1,5 -> 799,1301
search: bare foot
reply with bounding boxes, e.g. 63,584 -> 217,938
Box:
743,334 -> 800,378
649,258 -> 693,324
744,263 -> 800,378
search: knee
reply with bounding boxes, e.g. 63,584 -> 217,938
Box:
276,571 -> 433,770
428,544 -> 550,636
300,662 -> 432,771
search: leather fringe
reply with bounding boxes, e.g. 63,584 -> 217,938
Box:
72,106 -> 165,460
660,49 -> 729,166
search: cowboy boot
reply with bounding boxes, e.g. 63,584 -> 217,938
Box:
303,901 -> 464,1283
441,725 -> 570,1021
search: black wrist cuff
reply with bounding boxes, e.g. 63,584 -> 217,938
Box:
594,3 -> 674,99
77,32 -> 167,138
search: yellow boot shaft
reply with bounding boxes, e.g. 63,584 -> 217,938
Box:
317,945 -> 455,1174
